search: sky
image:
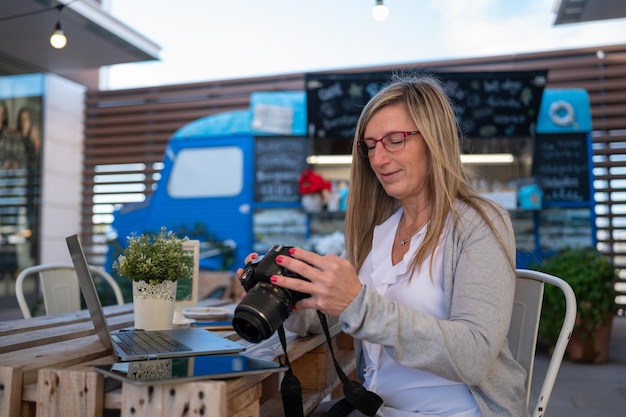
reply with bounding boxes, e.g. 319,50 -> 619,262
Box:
103,0 -> 626,90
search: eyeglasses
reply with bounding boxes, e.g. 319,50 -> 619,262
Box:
357,131 -> 420,157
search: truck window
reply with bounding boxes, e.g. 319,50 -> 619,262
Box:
167,147 -> 243,197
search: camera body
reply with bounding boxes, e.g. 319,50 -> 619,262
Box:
239,244 -> 309,299
232,244 -> 310,343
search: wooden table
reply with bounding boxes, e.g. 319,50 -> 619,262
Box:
0,302 -> 355,417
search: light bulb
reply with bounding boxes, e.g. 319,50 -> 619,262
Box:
372,0 -> 389,21
50,21 -> 67,49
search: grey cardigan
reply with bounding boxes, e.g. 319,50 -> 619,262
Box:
286,201 -> 530,417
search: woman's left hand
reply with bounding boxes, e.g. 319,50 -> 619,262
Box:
270,247 -> 362,316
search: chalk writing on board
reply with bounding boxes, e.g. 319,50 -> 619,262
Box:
176,276 -> 192,301
255,136 -> 309,203
176,241 -> 198,304
306,71 -> 547,140
531,134 -> 590,202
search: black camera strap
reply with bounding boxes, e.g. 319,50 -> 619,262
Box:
278,324 -> 304,417
276,312 -> 382,417
316,311 -> 383,417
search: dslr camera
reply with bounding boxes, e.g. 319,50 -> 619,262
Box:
232,244 -> 310,343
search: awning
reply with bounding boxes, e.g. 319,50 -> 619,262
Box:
0,0 -> 160,75
553,0 -> 626,25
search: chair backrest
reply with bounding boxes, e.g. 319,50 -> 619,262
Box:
15,263 -> 125,318
508,269 -> 577,417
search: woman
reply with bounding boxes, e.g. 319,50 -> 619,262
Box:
17,106 -> 41,263
0,101 -> 22,169
17,106 -> 41,152
239,74 -> 529,417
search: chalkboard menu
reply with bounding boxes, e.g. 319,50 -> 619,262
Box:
306,70 -> 547,140
531,133 -> 591,203
255,136 -> 310,203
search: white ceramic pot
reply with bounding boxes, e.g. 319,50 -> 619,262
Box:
132,279 -> 177,330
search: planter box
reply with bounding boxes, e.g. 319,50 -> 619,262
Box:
567,313 -> 614,364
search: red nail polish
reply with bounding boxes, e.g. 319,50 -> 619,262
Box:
270,276 -> 278,283
251,253 -> 258,259
289,248 -> 296,255
276,256 -> 283,263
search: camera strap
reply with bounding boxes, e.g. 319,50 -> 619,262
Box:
316,311 -> 383,417
278,324 -> 304,417
276,312 -> 382,417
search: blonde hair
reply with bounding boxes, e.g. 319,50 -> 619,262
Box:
344,73 -> 514,274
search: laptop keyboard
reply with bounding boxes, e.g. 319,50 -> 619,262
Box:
113,331 -> 192,356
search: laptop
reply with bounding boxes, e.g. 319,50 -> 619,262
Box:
66,234 -> 245,361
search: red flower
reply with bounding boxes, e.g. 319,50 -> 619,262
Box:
298,169 -> 331,195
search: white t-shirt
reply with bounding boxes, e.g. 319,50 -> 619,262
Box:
358,209 -> 481,417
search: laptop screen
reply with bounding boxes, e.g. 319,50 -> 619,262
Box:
66,234 -> 118,355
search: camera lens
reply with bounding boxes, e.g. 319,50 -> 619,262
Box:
232,282 -> 293,343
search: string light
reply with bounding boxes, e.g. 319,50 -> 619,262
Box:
372,0 -> 389,21
0,1 -> 76,49
50,8 -> 67,49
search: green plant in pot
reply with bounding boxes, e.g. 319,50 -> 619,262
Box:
113,227 -> 194,331
531,246 -> 617,363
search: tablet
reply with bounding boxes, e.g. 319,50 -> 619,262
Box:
94,354 -> 287,385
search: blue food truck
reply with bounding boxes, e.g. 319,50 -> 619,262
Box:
108,91 -> 310,271
108,80 -> 595,273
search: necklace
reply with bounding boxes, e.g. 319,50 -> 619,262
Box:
399,223 -> 426,246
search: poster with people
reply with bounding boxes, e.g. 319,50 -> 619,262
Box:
0,95 -> 42,275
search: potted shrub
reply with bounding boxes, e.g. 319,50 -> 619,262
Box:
113,226 -> 194,330
531,246 -> 618,363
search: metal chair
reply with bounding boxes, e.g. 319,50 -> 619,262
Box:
509,269 -> 577,417
15,263 -> 125,318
